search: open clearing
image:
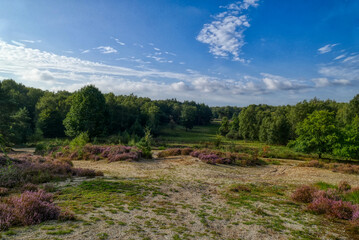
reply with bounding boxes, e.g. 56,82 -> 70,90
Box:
3,152 -> 358,240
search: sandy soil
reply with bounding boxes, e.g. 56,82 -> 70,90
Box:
3,153 -> 358,240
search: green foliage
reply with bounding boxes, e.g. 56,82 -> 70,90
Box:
69,132 -> 90,150
290,110 -> 339,158
333,116 -> 359,159
36,91 -> 71,138
259,109 -> 290,145
238,105 -> 259,140
10,107 -> 32,144
137,128 -> 153,159
219,117 -> 230,136
63,85 -> 107,138
181,105 -> 197,130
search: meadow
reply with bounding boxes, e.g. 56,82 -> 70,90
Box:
1,123 -> 359,240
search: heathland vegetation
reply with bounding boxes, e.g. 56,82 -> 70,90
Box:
1,79 -> 359,239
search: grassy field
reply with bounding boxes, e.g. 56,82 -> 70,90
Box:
156,122 -> 355,162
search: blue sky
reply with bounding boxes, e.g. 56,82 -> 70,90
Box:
0,0 -> 358,106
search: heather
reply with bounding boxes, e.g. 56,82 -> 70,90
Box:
54,144 -> 142,162
299,160 -> 359,175
291,181 -> 359,225
0,190 -> 73,231
158,147 -> 264,166
0,154 -> 103,189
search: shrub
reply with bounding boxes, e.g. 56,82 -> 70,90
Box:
291,185 -> 317,203
0,187 -> 9,196
330,200 -> 356,220
69,132 -> 90,150
0,156 -> 103,189
338,181 -> 352,193
0,203 -> 15,231
21,183 -> 39,192
72,168 -> 104,177
307,196 -> 333,215
10,190 -> 61,226
299,160 -> 324,168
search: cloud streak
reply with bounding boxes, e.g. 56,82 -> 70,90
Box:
318,43 -> 338,54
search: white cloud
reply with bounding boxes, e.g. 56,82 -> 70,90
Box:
81,49 -> 90,54
312,77 -> 330,87
318,53 -> 359,84
11,40 -> 25,47
20,39 -> 41,44
334,54 -> 346,60
223,0 -> 259,11
113,37 -> 125,45
0,40 -> 349,106
197,0 -> 258,62
318,43 -> 338,54
154,47 -> 160,51
261,73 -> 308,91
95,46 -> 117,54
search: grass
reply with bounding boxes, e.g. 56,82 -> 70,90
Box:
156,123 -> 219,145
314,181 -> 337,190
56,178 -> 165,215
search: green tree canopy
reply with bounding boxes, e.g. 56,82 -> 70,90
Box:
290,110 -> 339,158
63,85 -> 107,138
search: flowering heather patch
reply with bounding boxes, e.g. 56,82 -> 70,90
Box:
159,148 -> 261,166
72,168 -> 104,177
0,155 -> 103,188
291,185 -> 317,203
292,183 -> 359,224
339,181 -> 352,192
58,144 -> 142,162
0,190 -> 73,231
21,183 -> 39,192
299,160 -> 359,175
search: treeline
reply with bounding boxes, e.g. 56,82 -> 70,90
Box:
211,106 -> 241,119
219,97 -> 359,159
0,79 -> 212,145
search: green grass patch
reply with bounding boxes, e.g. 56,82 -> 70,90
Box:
314,181 -> 337,191
344,189 -> 359,204
57,179 -> 164,214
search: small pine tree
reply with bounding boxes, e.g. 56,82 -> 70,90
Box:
137,128 -> 152,159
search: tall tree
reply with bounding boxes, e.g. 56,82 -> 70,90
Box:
63,85 -> 107,138
290,110 -> 338,158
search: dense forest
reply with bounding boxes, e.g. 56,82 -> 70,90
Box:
1,79 -> 358,159
218,96 -> 359,159
0,79 -> 212,144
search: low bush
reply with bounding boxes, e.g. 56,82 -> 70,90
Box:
0,187 -> 9,196
0,155 -> 103,188
292,182 -> 359,227
158,148 -> 263,166
57,144 -> 142,162
300,161 -> 359,176
291,185 -> 316,203
0,190 -> 74,231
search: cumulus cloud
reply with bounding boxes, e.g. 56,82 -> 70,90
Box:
196,0 -> 259,62
318,43 -> 338,54
0,40 -> 345,106
96,46 -> 117,54
261,73 -> 309,91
